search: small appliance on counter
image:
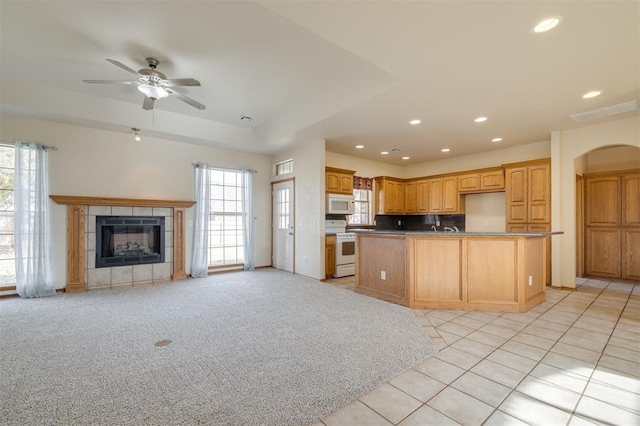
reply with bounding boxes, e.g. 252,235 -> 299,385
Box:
325,219 -> 356,278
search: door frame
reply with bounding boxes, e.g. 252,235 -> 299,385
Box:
271,178 -> 295,273
576,174 -> 584,277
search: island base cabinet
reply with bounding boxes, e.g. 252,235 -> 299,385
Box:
411,238 -> 463,303
357,233 -> 547,313
355,235 -> 407,305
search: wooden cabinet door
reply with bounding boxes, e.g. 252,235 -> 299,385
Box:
416,180 -> 429,213
480,170 -> 505,191
585,228 -> 621,277
325,236 -> 336,278
529,224 -> 551,285
623,173 -> 640,226
442,176 -> 460,212
528,163 -> 550,223
326,172 -> 340,193
458,173 -> 480,193
339,174 -> 354,195
427,179 -> 443,212
404,181 -> 417,213
586,176 -> 621,226
392,181 -> 405,213
505,167 -> 528,223
623,228 -> 640,280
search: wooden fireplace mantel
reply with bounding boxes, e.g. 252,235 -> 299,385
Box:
50,195 -> 196,292
50,195 -> 196,208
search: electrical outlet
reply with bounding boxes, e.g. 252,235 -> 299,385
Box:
381,270 -> 386,280
528,275 -> 533,286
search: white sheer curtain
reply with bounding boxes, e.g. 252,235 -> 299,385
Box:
14,142 -> 54,298
190,163 -> 211,278
241,169 -> 255,271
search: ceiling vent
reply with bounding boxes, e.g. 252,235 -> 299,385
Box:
569,100 -> 638,123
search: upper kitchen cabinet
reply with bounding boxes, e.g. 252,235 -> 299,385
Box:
326,167 -> 356,195
458,168 -> 505,193
427,176 -> 464,214
374,176 -> 405,214
585,175 -> 621,226
504,159 -> 550,225
623,172 -> 640,226
404,180 -> 417,214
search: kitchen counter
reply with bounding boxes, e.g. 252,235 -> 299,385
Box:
355,231 -> 561,312
353,229 -> 562,237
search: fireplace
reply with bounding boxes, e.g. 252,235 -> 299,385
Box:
96,216 -> 165,268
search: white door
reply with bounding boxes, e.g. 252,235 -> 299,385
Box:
272,179 -> 294,272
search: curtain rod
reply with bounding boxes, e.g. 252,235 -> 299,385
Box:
0,140 -> 58,150
191,163 -> 257,173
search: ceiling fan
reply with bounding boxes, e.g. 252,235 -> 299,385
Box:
83,57 -> 206,111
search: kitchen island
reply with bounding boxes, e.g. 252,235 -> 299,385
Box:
355,231 -> 561,312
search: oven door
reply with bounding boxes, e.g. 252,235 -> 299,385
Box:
335,234 -> 356,277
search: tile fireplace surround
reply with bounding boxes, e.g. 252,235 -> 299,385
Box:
50,196 -> 196,292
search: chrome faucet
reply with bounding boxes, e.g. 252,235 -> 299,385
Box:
431,225 -> 437,231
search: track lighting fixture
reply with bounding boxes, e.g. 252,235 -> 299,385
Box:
132,128 -> 141,142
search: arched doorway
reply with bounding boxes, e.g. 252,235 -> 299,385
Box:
577,145 -> 640,280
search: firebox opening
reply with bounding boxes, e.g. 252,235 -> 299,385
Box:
96,216 -> 165,268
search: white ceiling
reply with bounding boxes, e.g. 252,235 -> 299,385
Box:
1,1 -> 638,165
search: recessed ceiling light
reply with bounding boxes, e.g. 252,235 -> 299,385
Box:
381,151 -> 389,155
492,137 -> 503,142
409,119 -> 421,125
402,156 -> 410,160
582,91 -> 602,99
474,116 -> 488,123
533,16 -> 562,33
441,148 -> 450,153
355,145 -> 364,149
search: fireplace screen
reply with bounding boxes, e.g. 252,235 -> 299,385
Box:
96,216 -> 165,268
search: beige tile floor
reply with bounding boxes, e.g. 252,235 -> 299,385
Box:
319,276 -> 640,425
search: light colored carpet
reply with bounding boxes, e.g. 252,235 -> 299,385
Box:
0,268 -> 435,425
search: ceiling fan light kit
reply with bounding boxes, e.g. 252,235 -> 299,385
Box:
83,57 -> 206,110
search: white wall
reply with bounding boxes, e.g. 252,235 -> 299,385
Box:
403,141 -> 550,178
0,114 -> 273,289
552,115 -> 640,288
273,139 -> 326,280
586,145 -> 640,173
326,151 -> 403,178
464,192 -> 507,232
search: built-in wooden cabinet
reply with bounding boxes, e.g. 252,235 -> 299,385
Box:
458,168 -> 505,193
325,167 -> 355,195
325,235 -> 336,278
404,180 -> 417,213
504,159 -> 551,284
374,176 -> 405,214
585,170 -> 640,280
505,159 -> 550,225
427,176 -> 463,213
416,180 -> 429,213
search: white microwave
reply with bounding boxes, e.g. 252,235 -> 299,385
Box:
327,194 -> 355,214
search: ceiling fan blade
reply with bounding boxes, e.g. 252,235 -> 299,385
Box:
142,96 -> 154,111
83,79 -> 139,85
163,78 -> 201,87
106,59 -> 140,76
166,88 -> 206,110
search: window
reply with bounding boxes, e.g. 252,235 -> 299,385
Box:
349,189 -> 372,225
275,159 -> 293,176
208,169 -> 246,267
0,145 -> 15,286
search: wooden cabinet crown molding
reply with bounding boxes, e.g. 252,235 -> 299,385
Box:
325,166 -> 356,175
50,195 -> 196,208
502,157 -> 551,169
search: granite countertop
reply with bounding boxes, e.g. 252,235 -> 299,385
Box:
352,230 -> 563,237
